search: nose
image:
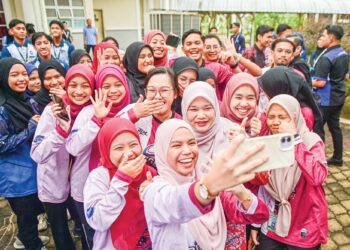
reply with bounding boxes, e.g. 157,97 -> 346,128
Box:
182,144 -> 192,154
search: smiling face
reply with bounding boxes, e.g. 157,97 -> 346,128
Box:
149,34 -> 167,59
186,96 -> 216,133
258,32 -> 274,48
145,73 -> 177,117
177,69 -> 197,96
43,69 -> 65,91
167,127 -> 198,176
8,64 -> 29,93
229,85 -> 257,119
138,47 -> 154,74
203,37 -> 222,62
182,33 -> 204,63
266,104 -> 291,134
67,75 -> 92,105
100,48 -> 120,67
101,76 -> 126,104
109,132 -> 142,168
34,36 -> 53,59
28,70 -> 41,93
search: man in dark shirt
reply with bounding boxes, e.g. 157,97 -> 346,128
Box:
243,25 -> 274,68
313,25 -> 349,166
287,34 -> 312,85
230,22 -> 246,54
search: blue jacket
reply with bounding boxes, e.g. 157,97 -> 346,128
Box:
0,106 -> 38,197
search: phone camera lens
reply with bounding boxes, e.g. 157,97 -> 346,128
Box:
281,138 -> 286,143
287,137 -> 291,142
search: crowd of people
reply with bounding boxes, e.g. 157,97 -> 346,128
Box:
0,16 -> 348,250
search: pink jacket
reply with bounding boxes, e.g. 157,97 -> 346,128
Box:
205,61 -> 234,100
30,105 -> 70,203
259,140 -> 328,248
65,105 -> 102,202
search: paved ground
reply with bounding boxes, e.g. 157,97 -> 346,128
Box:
1,124 -> 350,250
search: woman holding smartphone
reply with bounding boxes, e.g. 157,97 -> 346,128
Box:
144,30 -> 169,67
31,64 -> 95,250
251,94 -> 328,250
142,119 -> 269,249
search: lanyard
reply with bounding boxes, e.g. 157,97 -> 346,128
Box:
16,45 -> 28,63
313,48 -> 327,67
53,45 -> 61,60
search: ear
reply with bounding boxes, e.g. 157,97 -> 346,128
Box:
8,29 -> 14,36
257,34 -> 262,42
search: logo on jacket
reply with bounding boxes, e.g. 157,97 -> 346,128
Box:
33,135 -> 45,144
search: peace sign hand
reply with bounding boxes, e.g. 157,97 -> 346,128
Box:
90,88 -> 112,119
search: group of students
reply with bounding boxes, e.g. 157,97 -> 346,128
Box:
0,18 -> 330,250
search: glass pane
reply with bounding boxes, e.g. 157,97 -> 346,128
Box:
0,0 -> 4,11
59,9 -> 72,17
172,15 -> 181,35
45,0 -> 55,6
72,0 -> 83,6
73,19 -> 85,29
61,19 -> 72,27
46,9 -> 57,18
192,16 -> 200,30
160,14 -> 171,35
73,9 -> 84,17
57,0 -> 69,6
183,15 -> 191,33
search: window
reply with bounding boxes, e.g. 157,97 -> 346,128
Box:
45,0 -> 85,29
150,13 -> 200,36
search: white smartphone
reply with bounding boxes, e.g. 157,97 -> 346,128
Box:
235,133 -> 295,172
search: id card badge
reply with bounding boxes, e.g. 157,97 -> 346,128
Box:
267,210 -> 277,232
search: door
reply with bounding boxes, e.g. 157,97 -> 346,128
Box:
94,9 -> 104,41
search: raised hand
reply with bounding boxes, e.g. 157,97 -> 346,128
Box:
202,134 -> 268,196
250,113 -> 262,137
118,153 -> 146,178
51,104 -> 71,132
50,86 -> 66,101
90,88 -> 113,119
133,95 -> 164,118
278,112 -> 297,135
228,123 -> 244,142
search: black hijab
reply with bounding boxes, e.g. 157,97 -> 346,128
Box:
171,57 -> 199,115
0,58 -> 35,133
32,60 -> 66,114
258,66 -> 323,132
198,67 -> 216,82
123,42 -> 153,103
69,49 -> 91,67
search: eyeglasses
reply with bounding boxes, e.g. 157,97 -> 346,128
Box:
146,87 -> 173,98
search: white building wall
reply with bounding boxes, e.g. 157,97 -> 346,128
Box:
93,0 -> 141,50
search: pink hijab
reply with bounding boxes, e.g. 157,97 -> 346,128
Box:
143,30 -> 168,67
220,73 -> 259,128
89,64 -> 131,171
154,118 -> 227,250
181,81 -> 238,176
264,94 -> 321,237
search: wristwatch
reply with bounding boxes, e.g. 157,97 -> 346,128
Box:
198,180 -> 217,200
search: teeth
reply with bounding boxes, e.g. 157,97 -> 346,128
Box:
179,159 -> 192,163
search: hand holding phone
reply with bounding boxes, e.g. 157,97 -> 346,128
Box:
166,34 -> 180,48
51,94 -> 70,122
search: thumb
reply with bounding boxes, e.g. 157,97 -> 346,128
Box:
136,95 -> 144,103
146,171 -> 153,181
256,112 -> 262,120
241,117 -> 248,129
253,236 -> 260,245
